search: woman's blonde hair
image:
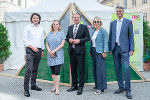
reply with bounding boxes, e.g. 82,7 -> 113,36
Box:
93,16 -> 103,27
50,20 -> 61,32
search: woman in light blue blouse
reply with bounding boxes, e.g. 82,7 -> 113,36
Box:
89,17 -> 108,94
46,20 -> 65,95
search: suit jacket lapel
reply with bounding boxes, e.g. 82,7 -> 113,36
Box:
120,18 -> 126,34
114,20 -> 117,38
70,25 -> 74,38
76,24 -> 82,37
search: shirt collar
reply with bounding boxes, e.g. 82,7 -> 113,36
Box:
117,18 -> 123,22
31,23 -> 39,27
74,23 -> 80,27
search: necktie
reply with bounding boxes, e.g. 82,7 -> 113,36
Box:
73,25 -> 78,39
72,25 -> 78,48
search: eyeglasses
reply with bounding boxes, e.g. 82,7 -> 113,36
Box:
93,21 -> 101,23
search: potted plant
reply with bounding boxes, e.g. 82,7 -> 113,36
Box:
0,23 -> 11,72
143,20 -> 150,71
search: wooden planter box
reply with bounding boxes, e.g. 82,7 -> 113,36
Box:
143,63 -> 150,71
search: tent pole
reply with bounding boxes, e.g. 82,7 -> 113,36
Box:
74,3 -> 92,25
58,4 -> 70,21
129,63 -> 146,81
69,3 -> 74,87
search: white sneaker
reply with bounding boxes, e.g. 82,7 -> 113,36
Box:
94,90 -> 101,94
91,87 -> 97,90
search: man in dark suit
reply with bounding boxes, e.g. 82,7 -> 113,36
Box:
109,6 -> 134,99
66,12 -> 90,95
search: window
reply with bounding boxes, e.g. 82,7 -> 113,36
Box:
18,0 -> 21,6
124,0 -> 127,9
116,3 -> 119,7
142,0 -> 147,4
132,0 -> 136,6
143,13 -> 147,21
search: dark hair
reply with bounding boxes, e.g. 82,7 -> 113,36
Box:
73,12 -> 81,18
115,6 -> 124,11
30,13 -> 41,24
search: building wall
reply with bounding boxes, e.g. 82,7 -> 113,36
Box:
0,0 -> 44,22
100,0 -> 150,24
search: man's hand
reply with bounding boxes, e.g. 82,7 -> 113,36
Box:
109,51 -> 112,55
29,45 -> 38,52
129,51 -> 134,56
41,51 -> 44,57
69,38 -> 74,43
89,53 -> 91,56
73,39 -> 80,44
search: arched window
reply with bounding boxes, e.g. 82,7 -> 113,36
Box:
142,0 -> 147,4
132,0 -> 136,7
124,0 -> 127,9
18,0 -> 21,6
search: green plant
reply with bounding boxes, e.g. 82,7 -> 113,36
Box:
0,23 -> 11,64
143,20 -> 150,63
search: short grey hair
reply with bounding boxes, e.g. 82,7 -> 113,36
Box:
115,6 -> 124,11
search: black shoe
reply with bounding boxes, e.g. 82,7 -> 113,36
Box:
100,90 -> 104,94
67,86 -> 78,92
126,91 -> 132,99
24,90 -> 30,97
77,88 -> 83,95
114,88 -> 125,94
31,86 -> 42,91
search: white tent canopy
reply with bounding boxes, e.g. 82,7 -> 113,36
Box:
4,0 -> 116,70
4,0 -> 115,22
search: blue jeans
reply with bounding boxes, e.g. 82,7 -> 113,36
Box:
91,47 -> 107,90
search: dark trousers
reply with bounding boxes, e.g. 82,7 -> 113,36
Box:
113,44 -> 131,91
24,47 -> 42,91
91,47 -> 107,90
69,49 -> 85,88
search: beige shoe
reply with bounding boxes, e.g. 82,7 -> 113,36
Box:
51,88 -> 56,92
55,89 -> 60,95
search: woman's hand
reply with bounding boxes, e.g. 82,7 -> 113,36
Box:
48,51 -> 55,58
48,49 -> 57,58
102,53 -> 107,58
51,50 -> 56,55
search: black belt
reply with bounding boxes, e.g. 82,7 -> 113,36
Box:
26,47 -> 42,50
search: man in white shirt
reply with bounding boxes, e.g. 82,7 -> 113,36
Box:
23,13 -> 45,97
109,6 -> 134,99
